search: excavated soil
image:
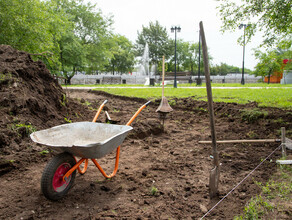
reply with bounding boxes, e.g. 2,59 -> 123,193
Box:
0,45 -> 291,219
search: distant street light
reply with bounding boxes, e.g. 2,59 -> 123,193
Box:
171,26 -> 181,88
239,23 -> 248,85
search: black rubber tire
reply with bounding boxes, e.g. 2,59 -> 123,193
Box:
41,153 -> 76,201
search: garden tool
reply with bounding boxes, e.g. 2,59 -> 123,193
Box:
156,56 -> 173,125
105,111 -> 120,124
200,21 -> 220,198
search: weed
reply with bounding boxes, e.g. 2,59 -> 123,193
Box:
64,117 -> 72,123
39,150 -> 49,155
150,186 -> 158,196
10,123 -> 36,136
0,73 -> 13,82
235,195 -> 273,219
240,109 -> 268,123
247,130 -> 258,138
60,94 -> 67,107
168,99 -> 176,106
84,101 -> 91,106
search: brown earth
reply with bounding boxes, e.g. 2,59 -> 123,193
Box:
0,45 -> 291,219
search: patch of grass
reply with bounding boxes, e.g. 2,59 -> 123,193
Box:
0,73 -> 13,82
64,117 -> 72,123
91,87 -> 292,109
246,130 -> 258,138
39,149 -> 49,155
11,123 -> 36,135
60,94 -> 67,107
63,83 -> 292,88
235,195 -> 274,220
240,108 -> 268,123
150,186 -> 158,196
236,165 -> 292,219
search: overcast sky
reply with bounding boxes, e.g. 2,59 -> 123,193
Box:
89,0 -> 264,70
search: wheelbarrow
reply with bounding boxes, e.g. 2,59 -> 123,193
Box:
30,100 -> 151,200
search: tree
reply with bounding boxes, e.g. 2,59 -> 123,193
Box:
105,35 -> 136,75
253,50 -> 282,83
217,0 -> 292,46
52,0 -> 113,83
136,21 -> 172,68
0,0 -> 69,58
210,63 -> 241,75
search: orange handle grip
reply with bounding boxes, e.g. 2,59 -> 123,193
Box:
126,101 -> 151,126
92,100 -> 108,122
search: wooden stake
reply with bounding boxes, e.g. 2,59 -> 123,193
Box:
199,139 -> 281,144
281,127 -> 287,158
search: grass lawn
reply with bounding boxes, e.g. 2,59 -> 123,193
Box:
63,83 -> 292,88
88,87 -> 292,109
63,83 -> 292,108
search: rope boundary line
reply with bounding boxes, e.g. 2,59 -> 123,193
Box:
200,144 -> 282,219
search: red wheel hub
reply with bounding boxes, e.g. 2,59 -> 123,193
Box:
52,163 -> 71,192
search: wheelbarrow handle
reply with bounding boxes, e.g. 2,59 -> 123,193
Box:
92,100 -> 108,122
145,101 -> 151,106
102,100 -> 108,105
126,101 -> 151,126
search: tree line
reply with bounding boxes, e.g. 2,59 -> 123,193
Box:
0,0 -> 290,83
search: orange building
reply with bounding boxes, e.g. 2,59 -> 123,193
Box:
264,59 -> 290,83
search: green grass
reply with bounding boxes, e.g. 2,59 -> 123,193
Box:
62,84 -> 147,87
63,83 -> 292,88
235,165 -> 292,219
89,87 -> 292,109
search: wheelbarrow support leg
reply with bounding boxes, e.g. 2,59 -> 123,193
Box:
91,101 -> 151,179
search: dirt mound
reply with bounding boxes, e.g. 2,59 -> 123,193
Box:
0,45 -> 64,124
0,45 -> 91,175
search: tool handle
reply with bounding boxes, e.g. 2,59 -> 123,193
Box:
145,101 -> 151,106
126,101 -> 151,126
162,56 -> 165,97
92,100 -> 108,122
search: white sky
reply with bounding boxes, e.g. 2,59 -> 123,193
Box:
89,0 -> 264,70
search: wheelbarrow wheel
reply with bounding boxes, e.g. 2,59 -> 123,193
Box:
41,152 -> 76,201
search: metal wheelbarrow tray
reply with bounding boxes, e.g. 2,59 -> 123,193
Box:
30,122 -> 133,158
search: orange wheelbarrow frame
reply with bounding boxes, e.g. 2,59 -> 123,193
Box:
63,100 -> 151,181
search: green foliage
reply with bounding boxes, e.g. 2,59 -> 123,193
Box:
136,21 -> 172,67
234,195 -> 273,220
105,34 -> 136,74
92,87 -> 292,109
11,123 -> 37,136
39,149 -> 50,155
240,109 -> 268,123
210,63 -> 250,76
0,0 -> 69,54
150,186 -> 158,196
64,117 -> 72,123
168,40 -> 204,74
217,0 -> 292,46
237,167 -> 292,219
60,94 -> 67,107
253,49 -> 283,80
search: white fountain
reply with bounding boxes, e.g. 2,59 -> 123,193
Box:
136,43 -> 156,85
